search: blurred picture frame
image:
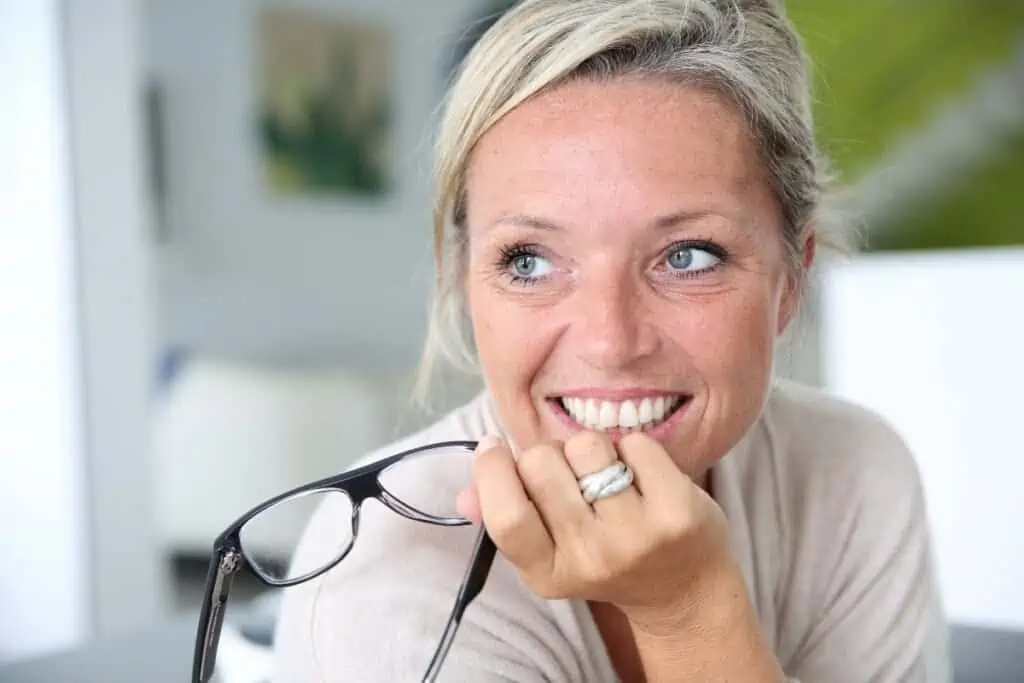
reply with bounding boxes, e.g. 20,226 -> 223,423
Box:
255,8 -> 394,199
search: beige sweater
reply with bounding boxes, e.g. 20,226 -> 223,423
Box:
272,380 -> 951,682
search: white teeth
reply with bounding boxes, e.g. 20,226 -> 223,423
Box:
618,401 -> 639,429
598,401 -> 617,429
560,395 -> 683,432
571,397 -> 584,421
638,398 -> 653,424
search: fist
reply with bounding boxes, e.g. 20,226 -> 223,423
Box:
457,430 -> 735,630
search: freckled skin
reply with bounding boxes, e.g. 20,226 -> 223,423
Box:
463,78 -> 802,478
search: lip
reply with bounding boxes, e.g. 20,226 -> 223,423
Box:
546,395 -> 692,444
551,387 -> 684,401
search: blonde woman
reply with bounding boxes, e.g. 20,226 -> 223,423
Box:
271,1 -> 950,680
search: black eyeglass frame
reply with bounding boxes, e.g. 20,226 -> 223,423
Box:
191,439 -> 497,683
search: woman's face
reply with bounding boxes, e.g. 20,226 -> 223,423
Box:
463,78 -> 805,477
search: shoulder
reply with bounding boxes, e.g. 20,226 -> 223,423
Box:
726,379 -> 930,584
758,378 -> 925,509
750,383 -> 947,679
363,391 -> 499,459
752,381 -> 935,627
736,379 -> 932,615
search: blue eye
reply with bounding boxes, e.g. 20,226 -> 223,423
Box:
512,254 -> 537,277
503,247 -> 553,282
666,244 -> 722,273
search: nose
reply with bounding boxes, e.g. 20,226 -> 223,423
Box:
568,270 -> 660,370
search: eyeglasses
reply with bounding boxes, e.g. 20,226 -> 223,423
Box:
191,440 -> 497,683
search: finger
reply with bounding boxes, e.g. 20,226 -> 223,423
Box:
615,432 -> 690,502
474,437 -> 555,572
563,431 -> 642,514
455,484 -> 482,524
515,441 -> 594,537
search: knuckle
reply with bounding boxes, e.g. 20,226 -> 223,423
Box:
581,560 -> 615,586
516,442 -> 557,472
516,444 -> 564,487
652,507 -> 693,542
568,539 -> 614,581
487,501 -> 533,539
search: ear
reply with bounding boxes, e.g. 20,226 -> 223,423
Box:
802,230 -> 817,271
776,231 -> 816,335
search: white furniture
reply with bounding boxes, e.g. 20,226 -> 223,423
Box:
154,358 -> 397,560
819,248 -> 1024,631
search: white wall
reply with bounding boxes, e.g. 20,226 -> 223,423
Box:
0,0 -> 168,662
820,248 -> 1024,631
0,0 -> 90,660
63,0 -> 170,639
145,0 -> 480,370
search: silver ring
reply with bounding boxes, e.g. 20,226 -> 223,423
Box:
578,461 -> 634,503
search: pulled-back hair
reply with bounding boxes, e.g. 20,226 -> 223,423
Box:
417,0 -> 839,403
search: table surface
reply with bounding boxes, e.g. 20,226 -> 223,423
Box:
2,617 -> 1023,683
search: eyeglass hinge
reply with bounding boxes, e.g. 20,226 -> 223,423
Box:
219,549 -> 243,575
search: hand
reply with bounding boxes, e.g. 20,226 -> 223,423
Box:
455,430 -> 737,635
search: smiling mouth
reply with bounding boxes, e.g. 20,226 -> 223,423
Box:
552,395 -> 689,433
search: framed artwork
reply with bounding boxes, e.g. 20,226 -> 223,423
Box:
256,8 -> 393,198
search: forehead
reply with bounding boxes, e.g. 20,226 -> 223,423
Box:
464,77 -> 774,226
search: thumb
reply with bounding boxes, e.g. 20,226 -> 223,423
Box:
455,484 -> 482,523
456,435 -> 503,523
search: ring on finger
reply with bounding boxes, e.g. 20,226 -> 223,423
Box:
578,461 -> 635,503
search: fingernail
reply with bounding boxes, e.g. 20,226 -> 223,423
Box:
476,435 -> 503,453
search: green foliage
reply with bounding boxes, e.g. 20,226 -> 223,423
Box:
785,1 -> 1024,251
867,130 -> 1024,251
788,0 -> 1024,175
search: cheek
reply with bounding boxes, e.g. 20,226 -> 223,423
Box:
466,277 -> 556,449
466,276 -> 545,396
682,287 -> 781,387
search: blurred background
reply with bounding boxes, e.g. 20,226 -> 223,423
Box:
1,0 -> 1021,681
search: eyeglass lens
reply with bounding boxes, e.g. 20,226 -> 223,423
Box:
239,444 -> 474,584
196,443 -> 480,682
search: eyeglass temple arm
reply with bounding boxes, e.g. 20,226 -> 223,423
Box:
422,526 -> 498,683
193,549 -> 243,683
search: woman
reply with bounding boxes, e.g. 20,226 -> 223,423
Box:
273,0 -> 950,680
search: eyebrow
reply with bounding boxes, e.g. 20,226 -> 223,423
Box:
488,209 -> 722,232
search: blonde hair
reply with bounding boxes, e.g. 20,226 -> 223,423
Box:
414,0 -> 840,406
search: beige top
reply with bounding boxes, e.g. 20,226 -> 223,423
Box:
272,380 -> 951,682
